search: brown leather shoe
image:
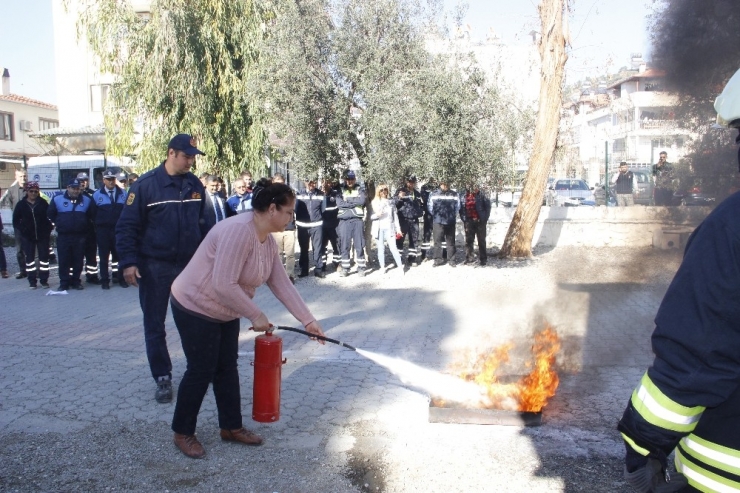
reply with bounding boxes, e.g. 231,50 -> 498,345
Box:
174,433 -> 206,459
220,427 -> 263,446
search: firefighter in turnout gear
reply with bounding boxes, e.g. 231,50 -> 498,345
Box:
295,178 -> 326,278
394,175 -> 424,266
336,170 -> 367,276
618,68 -> 740,493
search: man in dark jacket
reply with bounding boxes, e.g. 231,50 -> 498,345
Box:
394,175 -> 424,267
12,181 -> 53,288
459,187 -> 491,266
48,179 -> 95,291
428,180 -> 460,267
116,134 -> 207,403
321,179 -> 341,271
92,170 -> 128,289
419,178 -> 436,261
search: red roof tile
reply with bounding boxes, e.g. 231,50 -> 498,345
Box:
0,94 -> 57,111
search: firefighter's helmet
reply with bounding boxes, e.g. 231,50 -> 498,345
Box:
715,68 -> 740,128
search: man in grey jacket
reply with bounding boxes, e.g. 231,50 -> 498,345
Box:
0,168 -> 28,278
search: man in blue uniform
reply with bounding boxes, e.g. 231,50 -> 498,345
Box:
93,169 -> 127,289
76,172 -> 101,284
618,69 -> 740,493
116,134 -> 207,403
295,178 -> 326,278
428,180 -> 460,267
336,170 -> 367,277
48,179 -> 95,290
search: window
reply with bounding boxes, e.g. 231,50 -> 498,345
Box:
0,111 -> 13,141
39,118 -> 59,131
90,84 -> 110,112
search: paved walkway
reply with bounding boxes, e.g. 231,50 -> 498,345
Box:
0,245 -> 682,492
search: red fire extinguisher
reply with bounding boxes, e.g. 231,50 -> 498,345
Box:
251,330 -> 287,423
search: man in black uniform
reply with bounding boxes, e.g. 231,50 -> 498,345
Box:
419,177 -> 435,261
75,172 -> 100,284
295,178 -> 326,278
321,178 -> 341,271
394,175 -> 424,267
116,134 -> 207,403
618,68 -> 740,493
336,170 -> 367,277
93,170 -> 127,289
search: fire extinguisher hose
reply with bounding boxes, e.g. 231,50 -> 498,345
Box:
272,325 -> 357,351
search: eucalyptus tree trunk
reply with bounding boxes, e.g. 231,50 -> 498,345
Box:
498,0 -> 568,258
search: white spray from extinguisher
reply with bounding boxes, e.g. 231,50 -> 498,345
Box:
275,326 -> 487,406
354,348 -> 487,406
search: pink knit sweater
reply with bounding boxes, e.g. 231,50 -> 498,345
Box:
170,212 -> 315,326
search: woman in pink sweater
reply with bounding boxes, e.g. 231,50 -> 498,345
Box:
169,178 -> 326,459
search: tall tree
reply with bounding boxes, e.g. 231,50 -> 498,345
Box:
256,0 -> 529,188
71,0 -> 268,177
499,0 -> 568,259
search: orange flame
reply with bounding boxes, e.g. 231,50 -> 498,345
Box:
443,325 -> 561,412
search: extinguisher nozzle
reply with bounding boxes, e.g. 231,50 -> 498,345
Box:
274,325 -> 357,351
342,343 -> 357,351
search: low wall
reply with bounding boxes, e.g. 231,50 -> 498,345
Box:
482,205 -> 711,248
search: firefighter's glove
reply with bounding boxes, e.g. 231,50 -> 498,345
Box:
624,457 -> 688,493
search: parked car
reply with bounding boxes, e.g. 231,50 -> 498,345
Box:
672,186 -> 716,206
547,179 -> 596,206
595,169 -> 654,205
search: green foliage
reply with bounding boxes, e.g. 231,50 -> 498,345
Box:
255,0 -> 532,189
72,0 -> 268,178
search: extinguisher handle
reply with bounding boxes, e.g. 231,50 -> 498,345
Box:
274,325 -> 357,351
248,324 -> 276,334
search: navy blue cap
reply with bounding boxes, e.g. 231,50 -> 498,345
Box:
168,134 -> 205,156
102,170 -> 117,179
68,179 -> 81,187
345,170 -> 356,180
76,172 -> 89,180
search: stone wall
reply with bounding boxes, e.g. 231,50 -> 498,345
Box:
480,206 -> 712,248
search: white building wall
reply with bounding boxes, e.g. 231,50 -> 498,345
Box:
0,100 -> 58,156
51,0 -> 115,128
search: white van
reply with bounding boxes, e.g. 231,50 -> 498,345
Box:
26,155 -> 135,195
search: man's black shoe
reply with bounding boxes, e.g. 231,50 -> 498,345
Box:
155,378 -> 173,403
15,272 -> 27,279
314,269 -> 325,278
119,280 -> 129,288
59,284 -> 69,291
73,284 -> 84,290
40,282 -> 50,289
86,276 -> 101,285
297,271 -> 309,278
433,261 -> 444,267
102,282 -> 110,290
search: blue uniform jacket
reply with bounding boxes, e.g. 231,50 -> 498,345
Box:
115,162 -> 206,269
226,191 -> 252,215
47,192 -> 95,235
92,186 -> 126,228
428,188 -> 460,225
295,188 -> 325,227
336,184 -> 366,219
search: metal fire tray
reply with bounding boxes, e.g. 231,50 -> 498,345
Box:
428,401 -> 542,426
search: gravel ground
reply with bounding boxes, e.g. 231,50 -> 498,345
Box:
0,244 -> 684,493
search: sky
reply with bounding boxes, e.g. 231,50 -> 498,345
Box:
0,0 -> 653,106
